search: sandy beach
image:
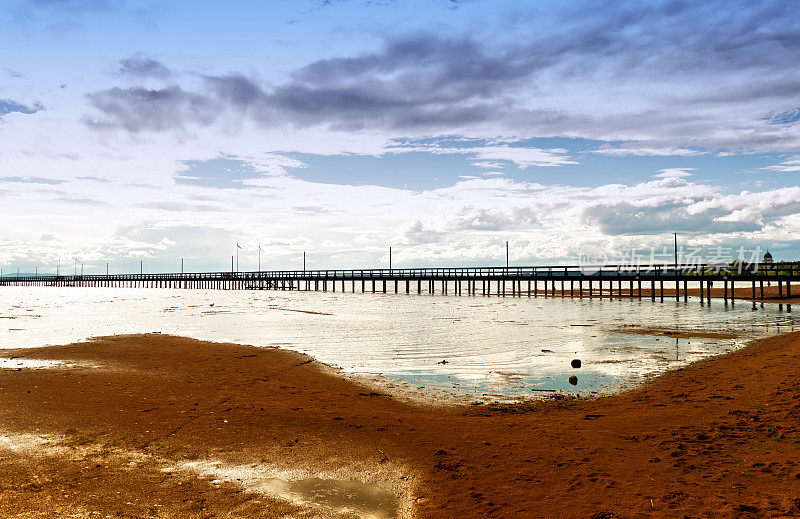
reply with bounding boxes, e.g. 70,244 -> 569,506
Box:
1,331 -> 799,518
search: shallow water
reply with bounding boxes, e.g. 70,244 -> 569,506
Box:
0,287 -> 795,398
258,477 -> 398,518
0,357 -> 65,370
180,460 -> 400,518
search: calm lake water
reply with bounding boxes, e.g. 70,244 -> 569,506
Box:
0,286 -> 796,400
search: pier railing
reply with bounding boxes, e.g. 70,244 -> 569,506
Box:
5,262 -> 799,281
2,262 -> 798,302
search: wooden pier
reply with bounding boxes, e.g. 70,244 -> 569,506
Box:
2,263 -> 798,303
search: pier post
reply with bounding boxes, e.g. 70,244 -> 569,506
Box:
724,279 -> 728,304
779,280 -> 783,299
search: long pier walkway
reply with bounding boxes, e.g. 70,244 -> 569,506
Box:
2,263 -> 799,304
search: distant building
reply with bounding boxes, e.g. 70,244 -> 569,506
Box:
763,250 -> 773,264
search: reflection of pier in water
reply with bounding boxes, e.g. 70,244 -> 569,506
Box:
2,263 -> 798,304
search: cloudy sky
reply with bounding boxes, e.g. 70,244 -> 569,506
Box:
1,0 -> 799,274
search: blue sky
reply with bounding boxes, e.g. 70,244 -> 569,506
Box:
1,0 -> 800,273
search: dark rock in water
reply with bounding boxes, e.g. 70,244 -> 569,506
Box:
210,303 -> 215,307
438,359 -> 449,364
541,349 -> 553,353
568,375 -> 578,385
571,359 -> 582,369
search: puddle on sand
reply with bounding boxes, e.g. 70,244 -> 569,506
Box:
0,358 -> 64,370
178,460 -> 401,518
256,476 -> 399,518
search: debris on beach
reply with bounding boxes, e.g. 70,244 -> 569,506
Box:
568,375 -> 578,385
571,359 -> 582,369
437,359 -> 449,365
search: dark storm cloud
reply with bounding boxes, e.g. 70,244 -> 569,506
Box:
86,86 -> 219,132
119,57 -> 171,79
86,0 -> 800,146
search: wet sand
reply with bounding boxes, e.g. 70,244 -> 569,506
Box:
1,332 -> 799,517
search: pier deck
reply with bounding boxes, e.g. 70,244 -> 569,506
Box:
2,263 -> 798,303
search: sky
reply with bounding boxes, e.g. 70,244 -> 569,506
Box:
1,0 -> 800,274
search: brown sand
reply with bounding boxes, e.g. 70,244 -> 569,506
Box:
1,333 -> 799,518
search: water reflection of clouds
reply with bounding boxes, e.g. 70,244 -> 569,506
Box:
0,287 -> 795,398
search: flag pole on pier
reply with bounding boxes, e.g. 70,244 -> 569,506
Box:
303,251 -> 306,272
506,241 -> 509,268
389,247 -> 392,272
236,243 -> 242,273
674,233 -> 678,268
